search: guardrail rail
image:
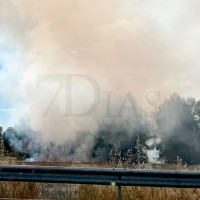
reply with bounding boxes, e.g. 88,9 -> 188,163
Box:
1,165 -> 200,200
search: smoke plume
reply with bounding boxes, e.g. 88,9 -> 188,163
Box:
1,0 -> 200,162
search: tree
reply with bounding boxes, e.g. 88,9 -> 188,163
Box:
154,93 -> 200,164
90,120 -> 151,163
0,126 -> 4,156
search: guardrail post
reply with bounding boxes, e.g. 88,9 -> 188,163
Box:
118,175 -> 122,200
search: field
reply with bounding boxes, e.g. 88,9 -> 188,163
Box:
0,158 -> 200,199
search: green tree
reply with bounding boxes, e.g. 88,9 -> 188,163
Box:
155,93 -> 200,164
0,126 -> 4,156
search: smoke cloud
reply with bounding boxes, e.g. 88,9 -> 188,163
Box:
1,0 -> 200,155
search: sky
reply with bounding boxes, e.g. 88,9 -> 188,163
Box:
0,0 -> 200,138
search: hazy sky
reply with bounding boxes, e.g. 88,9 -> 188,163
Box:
0,0 -> 200,135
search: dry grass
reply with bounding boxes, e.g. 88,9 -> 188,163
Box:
1,157 -> 200,199
0,181 -> 44,199
41,185 -> 200,200
82,186 -> 200,200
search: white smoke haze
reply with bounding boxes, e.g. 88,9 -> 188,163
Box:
1,0 -> 200,161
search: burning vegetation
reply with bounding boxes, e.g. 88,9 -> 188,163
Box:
1,93 -> 200,165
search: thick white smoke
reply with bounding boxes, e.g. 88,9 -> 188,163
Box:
0,0 -> 200,145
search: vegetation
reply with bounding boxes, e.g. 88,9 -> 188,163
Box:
1,93 -> 200,198
0,145 -> 199,199
0,163 -> 198,199
155,93 -> 200,164
3,93 -> 200,165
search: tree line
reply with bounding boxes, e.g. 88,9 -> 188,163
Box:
1,93 -> 200,164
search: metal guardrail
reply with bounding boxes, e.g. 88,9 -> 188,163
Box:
1,165 -> 200,200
